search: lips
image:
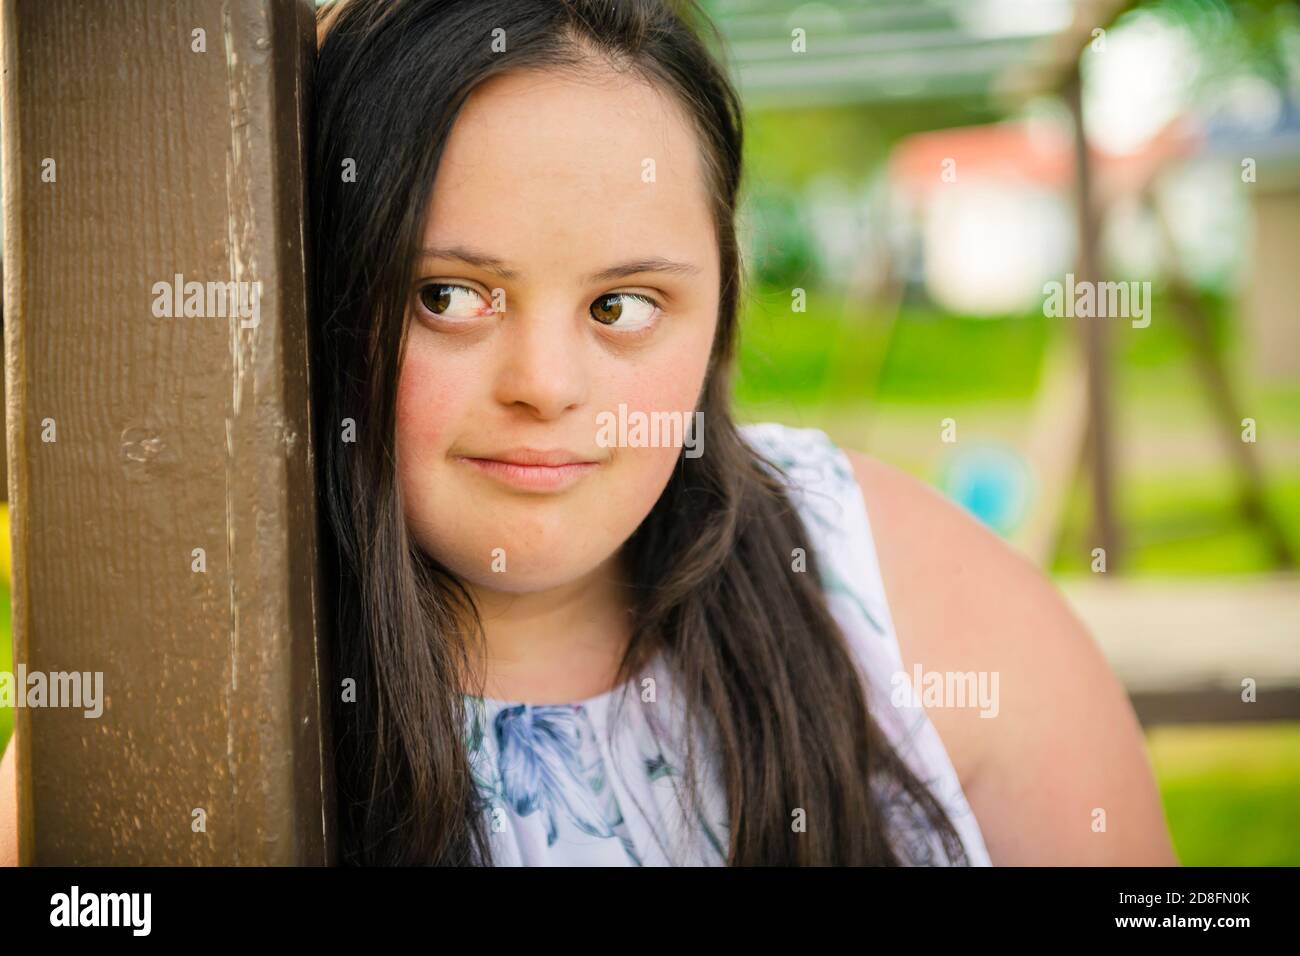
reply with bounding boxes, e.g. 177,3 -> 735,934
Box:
467,448 -> 597,467
454,447 -> 602,492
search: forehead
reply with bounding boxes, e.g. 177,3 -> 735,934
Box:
422,66 -> 716,273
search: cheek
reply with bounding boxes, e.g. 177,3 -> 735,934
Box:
609,314 -> 716,425
592,318 -> 717,516
394,343 -> 465,484
395,345 -> 487,576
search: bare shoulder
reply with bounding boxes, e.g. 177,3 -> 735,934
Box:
844,449 -> 1177,865
1,728 -> 17,866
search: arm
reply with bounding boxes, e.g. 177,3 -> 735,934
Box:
847,450 -> 1178,865
1,726 -> 17,866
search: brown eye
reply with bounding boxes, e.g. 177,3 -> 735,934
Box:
590,292 -> 658,330
417,283 -> 487,320
419,284 -> 452,315
590,293 -> 622,325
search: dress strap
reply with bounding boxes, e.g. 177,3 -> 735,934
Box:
738,421 -> 993,865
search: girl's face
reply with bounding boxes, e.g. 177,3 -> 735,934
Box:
396,67 -> 722,594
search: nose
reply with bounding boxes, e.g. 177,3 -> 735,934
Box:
492,308 -> 589,420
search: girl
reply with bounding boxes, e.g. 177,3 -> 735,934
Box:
308,0 -> 1177,866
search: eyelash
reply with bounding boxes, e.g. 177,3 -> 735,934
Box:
413,282 -> 662,333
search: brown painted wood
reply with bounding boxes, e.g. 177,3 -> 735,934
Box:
1,0 -> 332,864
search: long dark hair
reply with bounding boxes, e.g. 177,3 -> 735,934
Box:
310,0 -> 967,866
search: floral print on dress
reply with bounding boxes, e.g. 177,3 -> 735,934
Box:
464,697 -> 644,864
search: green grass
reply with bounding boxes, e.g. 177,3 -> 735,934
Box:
734,285 -> 1245,409
1148,722 -> 1300,866
1053,471 -> 1300,575
733,289 -> 890,405
734,289 -> 1051,407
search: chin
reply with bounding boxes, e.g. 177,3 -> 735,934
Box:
412,505 -> 620,590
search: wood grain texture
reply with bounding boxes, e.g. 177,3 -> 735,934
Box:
2,0 -> 333,864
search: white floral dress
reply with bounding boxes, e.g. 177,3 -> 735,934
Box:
462,422 -> 993,866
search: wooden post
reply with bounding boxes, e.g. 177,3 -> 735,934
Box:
2,0 -> 332,864
1064,67 -> 1122,574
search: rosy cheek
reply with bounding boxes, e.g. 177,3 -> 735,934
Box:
395,347 -> 460,462
617,340 -> 710,419
600,349 -> 708,485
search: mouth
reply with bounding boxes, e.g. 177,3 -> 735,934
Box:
453,447 -> 603,493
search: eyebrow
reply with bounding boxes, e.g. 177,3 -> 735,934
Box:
419,244 -> 700,284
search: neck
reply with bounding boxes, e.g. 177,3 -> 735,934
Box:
459,553 -> 634,704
